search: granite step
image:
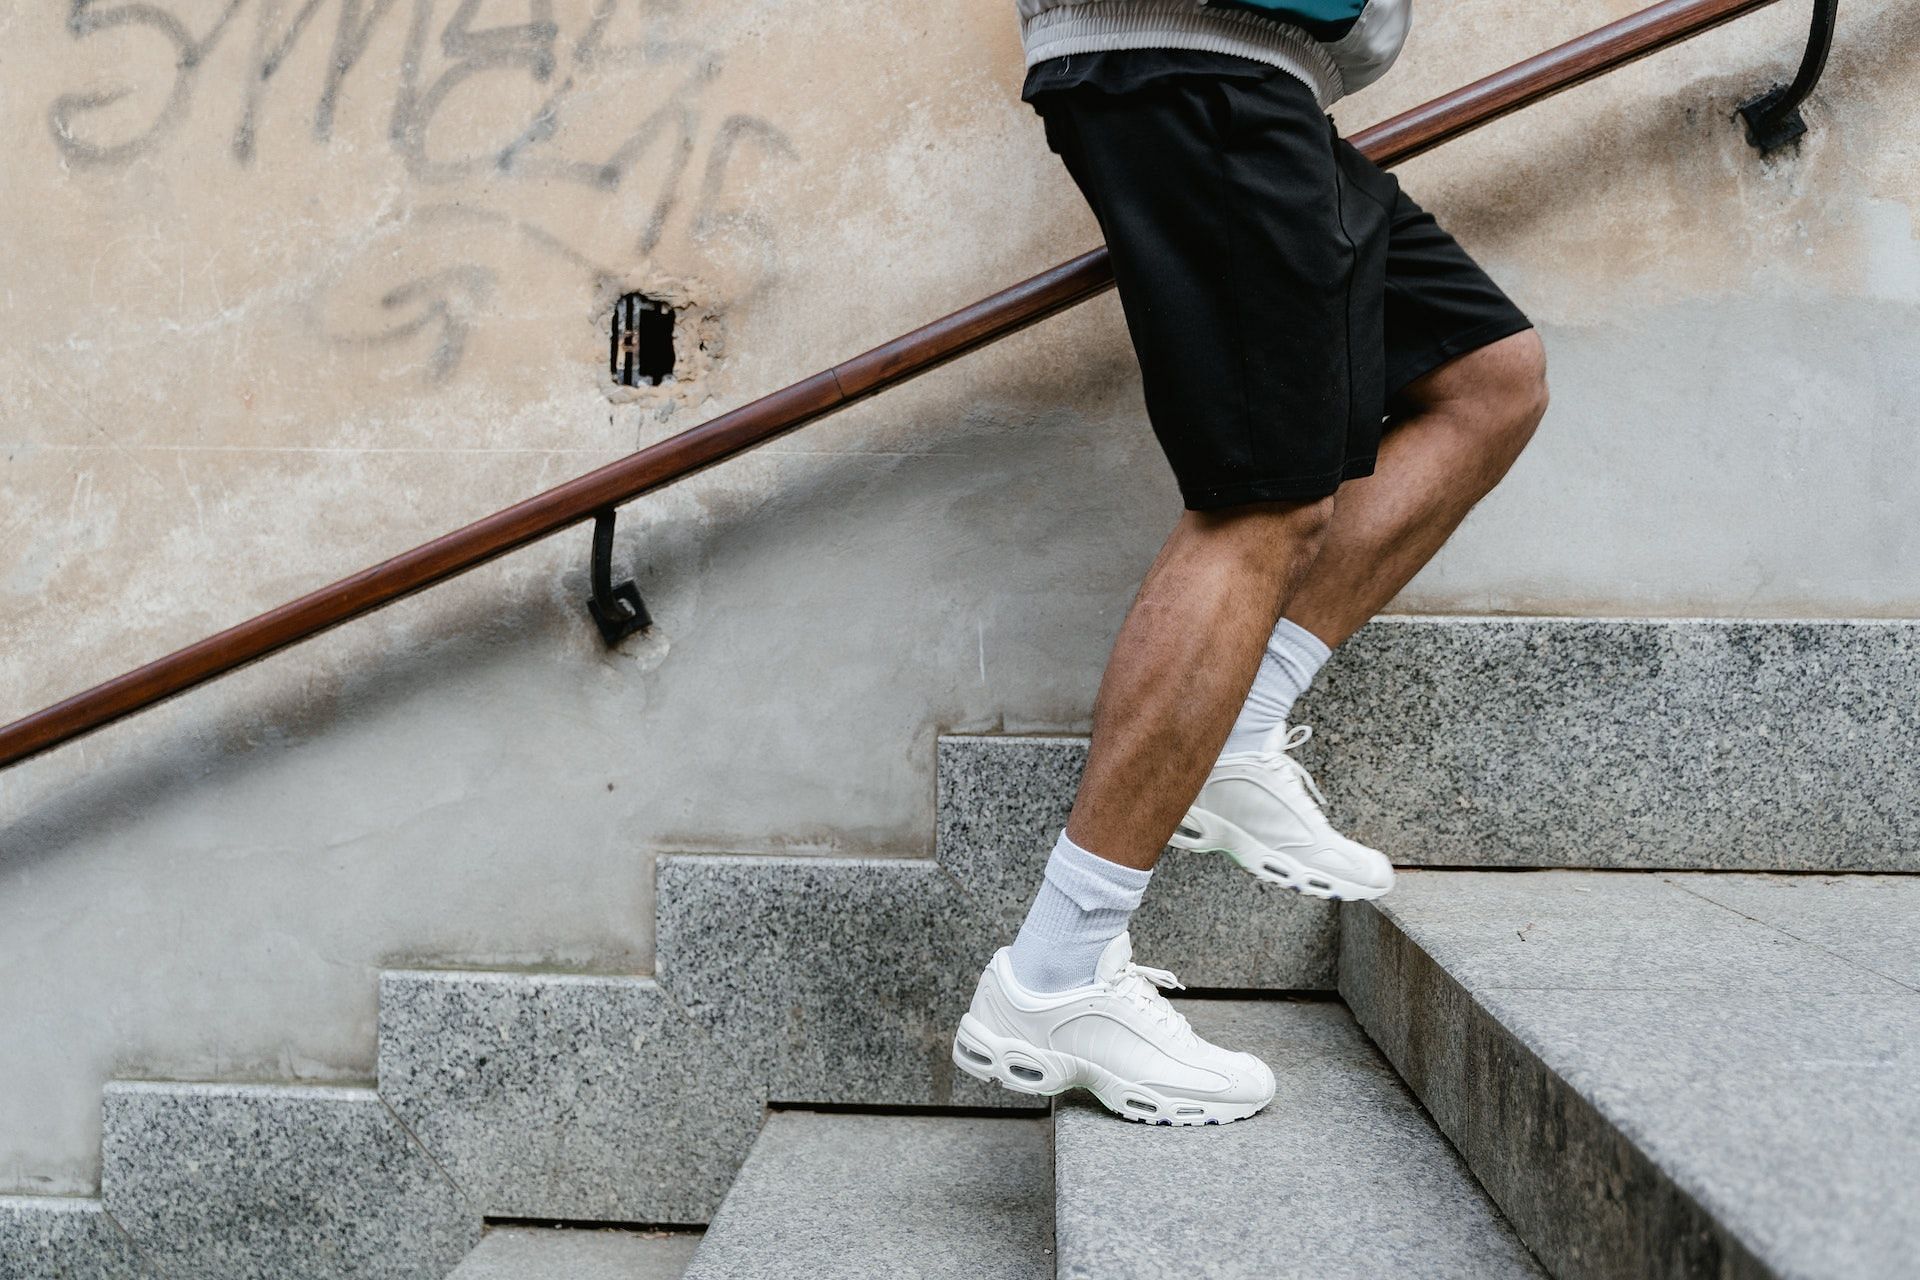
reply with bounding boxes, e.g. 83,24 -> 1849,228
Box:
0,1195 -> 155,1278
447,1225 -> 701,1278
377,969 -> 767,1225
938,741 -> 1339,990
1052,999 -> 1544,1279
942,618 -> 1920,874
1340,869 -> 1920,1280
681,1110 -> 1053,1280
97,1080 -> 479,1279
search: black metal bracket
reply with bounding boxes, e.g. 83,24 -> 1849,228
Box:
1738,0 -> 1837,152
586,508 -> 652,646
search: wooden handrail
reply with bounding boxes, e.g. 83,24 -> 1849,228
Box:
0,0 -> 1788,771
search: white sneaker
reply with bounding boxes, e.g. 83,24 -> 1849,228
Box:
1170,724 -> 1394,901
951,932 -> 1275,1126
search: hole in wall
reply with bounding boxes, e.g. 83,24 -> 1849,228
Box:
594,275 -> 723,412
610,292 -> 676,387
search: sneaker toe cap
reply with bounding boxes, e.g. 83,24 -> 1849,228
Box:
1319,842 -> 1394,889
1229,1052 -> 1277,1105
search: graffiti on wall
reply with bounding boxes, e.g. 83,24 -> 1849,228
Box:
47,0 -> 798,386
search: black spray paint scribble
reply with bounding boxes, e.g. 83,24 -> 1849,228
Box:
49,0 -> 787,188
232,0 -> 402,162
50,0 -> 799,385
50,0 -> 247,167
314,207 -> 628,385
318,263 -> 496,385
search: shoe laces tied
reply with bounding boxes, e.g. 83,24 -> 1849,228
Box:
1112,961 -> 1196,1046
1265,723 -> 1329,809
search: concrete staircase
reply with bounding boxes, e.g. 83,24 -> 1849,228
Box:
5,619 -> 1914,1279
1340,870 -> 1920,1280
675,1000 -> 1548,1280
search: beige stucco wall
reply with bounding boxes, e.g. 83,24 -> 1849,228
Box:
2,0 -> 1916,1193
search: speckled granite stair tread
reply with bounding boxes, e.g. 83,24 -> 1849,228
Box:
1053,998 -> 1543,1279
682,1111 -> 1052,1280
1341,869 -> 1920,1280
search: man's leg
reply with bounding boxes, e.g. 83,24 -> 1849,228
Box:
1067,498 -> 1335,869
999,498 -> 1332,992
1174,331 -> 1549,901
958,67 -> 1398,1126
957,500 -> 1328,1125
1285,329 -> 1549,648
1213,329 -> 1549,754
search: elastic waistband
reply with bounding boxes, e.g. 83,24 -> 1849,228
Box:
1020,2 -> 1342,107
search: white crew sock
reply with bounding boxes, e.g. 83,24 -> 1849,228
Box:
1222,617 -> 1332,756
1006,829 -> 1152,994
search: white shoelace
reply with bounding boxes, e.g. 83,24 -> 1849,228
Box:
1265,723 -> 1330,810
1110,961 -> 1196,1046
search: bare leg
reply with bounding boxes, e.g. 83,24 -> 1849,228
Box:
1065,498 -> 1335,870
1286,329 -> 1550,648
1059,333 -> 1546,873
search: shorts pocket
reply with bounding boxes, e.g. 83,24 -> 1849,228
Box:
1334,134 -> 1400,211
1039,104 -> 1069,157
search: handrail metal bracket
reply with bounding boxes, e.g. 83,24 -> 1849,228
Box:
1738,0 -> 1837,152
586,509 -> 652,646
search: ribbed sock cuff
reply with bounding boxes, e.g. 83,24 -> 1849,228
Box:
1005,831 -> 1152,992
1269,617 -> 1332,674
1042,829 -> 1152,915
1223,618 -> 1335,755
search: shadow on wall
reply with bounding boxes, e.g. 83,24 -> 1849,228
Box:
1408,9 -> 1914,270
0,575 -> 591,875
0,314 -> 1159,873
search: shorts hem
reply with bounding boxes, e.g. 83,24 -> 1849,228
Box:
1385,313 -> 1535,405
1180,457 -> 1376,510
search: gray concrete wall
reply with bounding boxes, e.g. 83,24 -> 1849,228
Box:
1,0 -> 1915,1194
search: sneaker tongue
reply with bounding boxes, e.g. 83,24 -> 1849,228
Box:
1094,932 -> 1134,984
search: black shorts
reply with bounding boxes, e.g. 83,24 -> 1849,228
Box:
1034,62 -> 1534,509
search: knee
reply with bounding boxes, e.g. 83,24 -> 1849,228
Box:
1506,328 -> 1550,434
1487,329 -> 1549,455
1186,494 -> 1336,572
1403,328 -> 1549,464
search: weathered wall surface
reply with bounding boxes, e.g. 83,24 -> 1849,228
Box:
1,0 -> 1915,1193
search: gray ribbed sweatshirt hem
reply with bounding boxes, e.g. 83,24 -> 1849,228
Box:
1020,1 -> 1343,107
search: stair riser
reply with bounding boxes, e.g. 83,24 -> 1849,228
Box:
945,618 -> 1920,873
98,1082 -> 478,1280
0,1196 -> 154,1278
378,971 -> 766,1224
1339,903 -> 1773,1280
656,855 -> 1044,1110
939,737 -> 1338,989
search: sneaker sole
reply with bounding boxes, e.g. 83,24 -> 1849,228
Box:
951,1013 -> 1270,1127
1169,805 -> 1394,902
